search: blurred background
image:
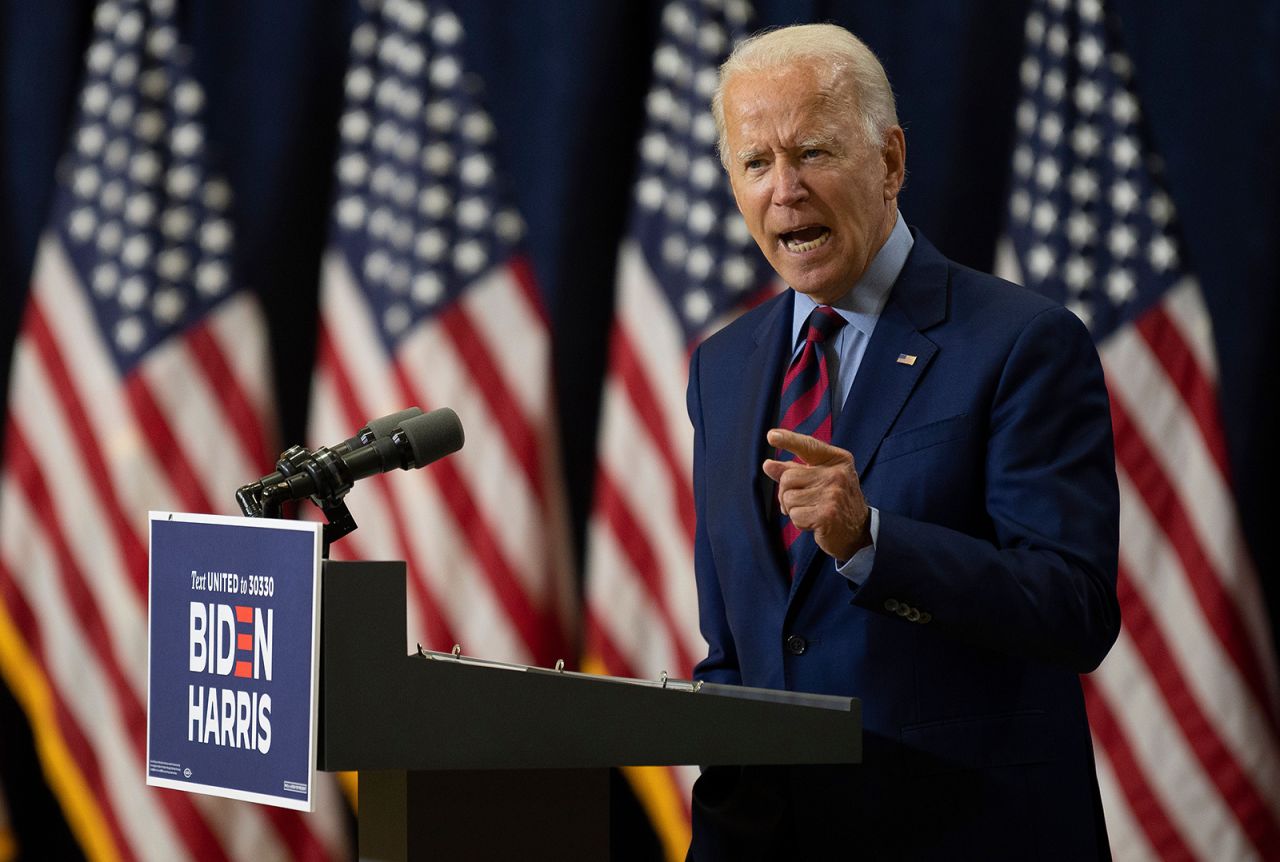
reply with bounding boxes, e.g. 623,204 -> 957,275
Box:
0,0 -> 1276,859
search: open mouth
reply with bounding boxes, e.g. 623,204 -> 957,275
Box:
780,226 -> 831,253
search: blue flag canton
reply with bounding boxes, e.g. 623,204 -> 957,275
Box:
1005,0 -> 1187,341
330,0 -> 525,354
57,0 -> 238,374
630,0 -> 774,345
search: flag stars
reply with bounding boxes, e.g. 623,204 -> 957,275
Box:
1025,11 -> 1046,44
431,11 -> 463,46
1111,91 -> 1139,125
93,263 -> 119,296
698,25 -> 727,57
1107,269 -> 1136,304
1149,235 -> 1178,271
1027,243 -> 1055,279
341,110 -> 371,143
429,56 -> 461,89
105,139 -> 130,170
1112,136 -> 1139,170
83,82 -> 111,115
1110,180 -> 1138,214
118,274 -> 148,309
174,81 -> 203,116
457,198 -> 489,230
1039,113 -> 1063,146
166,166 -> 198,198
1034,156 -> 1060,190
412,272 -> 443,305
196,262 -> 229,297
415,229 -> 446,261
157,248 -> 190,280
1072,124 -> 1101,159
346,66 -> 374,101
663,234 -> 687,267
1067,211 -> 1097,246
1080,0 -> 1103,22
1076,35 -> 1103,69
338,153 -> 369,187
1042,70 -> 1065,103
97,221 -> 124,254
139,68 -> 169,102
637,176 -> 664,210
454,240 -> 487,274
383,304 -> 410,336
124,193 -> 155,227
397,43 -> 425,78
112,54 -> 139,88
686,246 -> 713,280
88,41 -> 115,75
109,95 -> 135,128
172,124 -> 202,158
135,110 -> 165,143
69,207 -> 97,241
1046,24 -> 1068,57
683,289 -> 712,325
426,100 -> 457,131
495,208 -> 524,242
152,289 -> 186,325
1067,299 -> 1094,330
394,131 -> 420,164
130,151 -> 161,185
693,113 -> 718,147
1148,191 -> 1174,225
1074,80 -> 1102,115
463,112 -> 494,144
74,166 -> 102,199
1010,189 -> 1032,223
200,220 -> 232,255
418,186 -> 451,218
688,201 -> 716,235
663,3 -> 695,40
723,257 -> 754,291
146,25 -> 178,60
162,206 -> 194,239
1032,200 -> 1057,234
1064,255 -> 1093,292
351,23 -> 377,56
725,213 -> 752,247
691,156 -> 719,190
101,180 -> 126,212
115,317 -> 145,352
1020,57 -> 1041,89
460,154 -> 492,185
122,234 -> 151,268
1069,168 -> 1099,202
95,1 -> 122,32
1017,100 -> 1037,134
1108,224 -> 1137,258
695,67 -> 718,100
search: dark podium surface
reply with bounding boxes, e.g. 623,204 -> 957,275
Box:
318,560 -> 860,860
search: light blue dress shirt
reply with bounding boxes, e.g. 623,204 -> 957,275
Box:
785,212 -> 913,584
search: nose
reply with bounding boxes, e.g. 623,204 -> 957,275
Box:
771,160 -> 807,207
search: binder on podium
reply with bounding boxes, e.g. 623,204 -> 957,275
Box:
318,560 -> 861,861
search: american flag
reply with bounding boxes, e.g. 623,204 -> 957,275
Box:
308,0 -> 575,668
582,0 -> 776,855
0,0 -> 350,860
996,0 -> 1280,857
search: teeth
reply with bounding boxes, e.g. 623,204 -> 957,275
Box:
784,230 -> 830,253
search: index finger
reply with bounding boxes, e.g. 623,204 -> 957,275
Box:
766,428 -> 851,466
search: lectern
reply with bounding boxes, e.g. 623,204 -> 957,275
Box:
318,561 -> 861,860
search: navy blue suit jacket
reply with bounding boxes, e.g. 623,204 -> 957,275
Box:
686,231 -> 1121,859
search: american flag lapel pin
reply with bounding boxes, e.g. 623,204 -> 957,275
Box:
896,353 -> 917,366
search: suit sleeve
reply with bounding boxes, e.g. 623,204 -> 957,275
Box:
687,344 -> 742,685
850,304 -> 1122,673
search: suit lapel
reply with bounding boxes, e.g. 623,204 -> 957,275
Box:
790,231 -> 950,588
730,292 -> 794,595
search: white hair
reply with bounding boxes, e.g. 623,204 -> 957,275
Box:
711,23 -> 899,165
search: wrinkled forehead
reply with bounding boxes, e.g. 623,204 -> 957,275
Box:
722,63 -> 857,149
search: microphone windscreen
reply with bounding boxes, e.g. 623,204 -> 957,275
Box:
366,406 -> 424,439
399,408 -> 464,468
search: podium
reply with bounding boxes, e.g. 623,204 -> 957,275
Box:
318,561 -> 861,860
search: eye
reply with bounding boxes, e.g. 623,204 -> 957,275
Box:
801,148 -> 825,160
743,157 -> 766,171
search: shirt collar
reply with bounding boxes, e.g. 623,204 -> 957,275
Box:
791,211 -> 914,345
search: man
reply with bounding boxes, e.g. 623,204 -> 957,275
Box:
686,24 -> 1121,860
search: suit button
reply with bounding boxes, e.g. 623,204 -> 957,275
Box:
896,604 -> 910,617
920,612 -> 932,624
883,599 -> 899,613
907,607 -> 921,622
785,635 -> 807,655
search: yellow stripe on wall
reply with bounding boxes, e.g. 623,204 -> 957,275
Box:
0,598 -> 121,862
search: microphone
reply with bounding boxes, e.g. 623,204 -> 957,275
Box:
236,407 -> 424,516
258,408 -> 464,508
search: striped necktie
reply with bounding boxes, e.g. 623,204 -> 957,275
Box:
776,305 -> 846,575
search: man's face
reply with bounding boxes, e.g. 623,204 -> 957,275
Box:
721,62 -> 905,305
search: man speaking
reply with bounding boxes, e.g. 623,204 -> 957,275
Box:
686,23 -> 1120,860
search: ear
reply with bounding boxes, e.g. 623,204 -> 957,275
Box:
881,126 -> 906,201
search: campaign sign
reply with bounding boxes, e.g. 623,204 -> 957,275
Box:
146,512 -> 321,811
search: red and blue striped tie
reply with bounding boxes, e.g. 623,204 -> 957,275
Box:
777,305 -> 846,575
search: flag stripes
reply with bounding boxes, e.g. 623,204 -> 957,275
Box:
999,2 -> 1280,856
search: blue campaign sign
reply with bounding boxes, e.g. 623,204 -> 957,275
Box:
147,512 -> 321,811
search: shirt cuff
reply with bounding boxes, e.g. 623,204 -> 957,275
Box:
835,507 -> 879,586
